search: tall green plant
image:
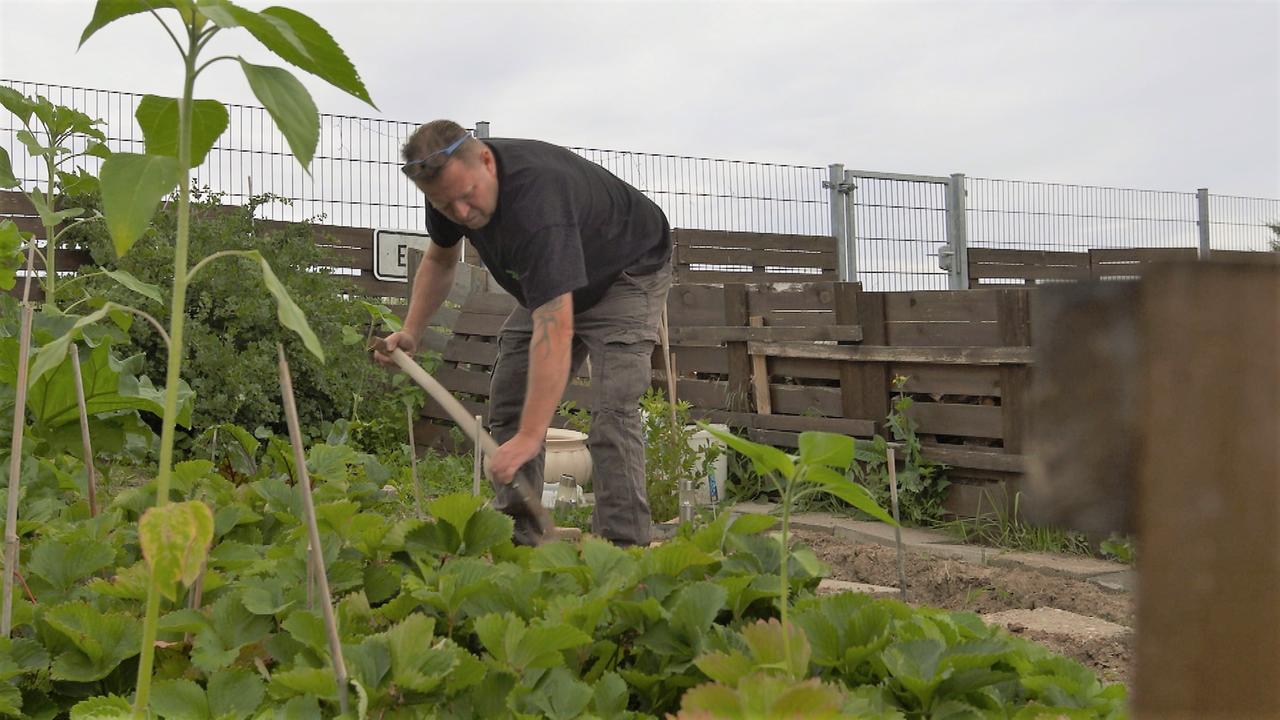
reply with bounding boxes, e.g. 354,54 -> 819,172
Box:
43,1 -> 376,714
701,426 -> 896,675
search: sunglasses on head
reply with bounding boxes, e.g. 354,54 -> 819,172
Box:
401,132 -> 472,181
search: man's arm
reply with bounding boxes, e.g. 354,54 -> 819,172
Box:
374,241 -> 460,366
489,292 -> 574,484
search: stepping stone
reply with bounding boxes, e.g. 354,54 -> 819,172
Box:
816,578 -> 898,598
982,607 -> 1130,641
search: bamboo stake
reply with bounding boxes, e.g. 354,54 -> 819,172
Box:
472,414 -> 483,497
887,447 -> 908,603
277,345 -> 349,714
387,348 -> 552,538
2,302 -> 33,637
2,229 -> 39,638
405,404 -> 424,518
70,346 -> 98,517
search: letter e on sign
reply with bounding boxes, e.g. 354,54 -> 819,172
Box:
374,230 -> 432,282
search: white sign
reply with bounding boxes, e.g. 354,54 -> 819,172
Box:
373,229 -> 432,282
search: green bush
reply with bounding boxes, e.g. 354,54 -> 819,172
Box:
65,190 -> 418,453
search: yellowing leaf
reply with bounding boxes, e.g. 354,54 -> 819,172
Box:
139,500 -> 215,602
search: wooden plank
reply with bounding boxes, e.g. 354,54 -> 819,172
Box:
674,377 -> 730,410
771,384 -> 842,417
749,316 -> 772,414
4,216 -> 44,237
673,228 -> 835,253
29,249 -> 94,272
321,245 -> 375,271
969,264 -> 1092,282
665,324 -> 862,345
1134,262 -> 1280,717
724,284 -> 751,412
890,364 -> 1002,397
443,336 -> 501,365
677,245 -> 837,269
423,396 -> 488,425
997,289 -> 1032,454
907,403 -> 1004,439
884,291 -> 1000,323
967,248 -> 1090,266
885,321 -> 1002,347
770,357 -> 840,381
853,290 -> 890,429
1212,249 -> 1280,266
834,282 -> 862,421
432,365 -> 493,396
695,409 -> 876,437
451,312 -> 507,338
0,191 -> 36,215
750,342 -> 1034,365
922,446 -> 1025,473
348,275 -> 411,299
463,291 -> 519,316
652,345 -> 727,374
676,270 -> 836,284
943,480 -> 1011,518
1090,247 -> 1197,263
666,285 -> 728,327
747,428 -> 801,448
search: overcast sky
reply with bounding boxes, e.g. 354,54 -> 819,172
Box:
1,0 -> 1277,197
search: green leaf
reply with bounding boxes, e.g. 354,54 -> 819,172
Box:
249,250 -> 325,361
207,666 -> 264,717
0,148 -> 17,189
26,305 -> 112,388
529,666 -> 593,720
427,492 -> 483,537
43,602 -> 141,682
80,0 -> 182,47
592,671 -> 629,716
258,6 -> 375,106
462,508 -> 513,556
729,513 -> 776,536
70,695 -> 133,719
191,593 -> 273,672
99,152 -> 180,257
0,220 -> 25,292
27,535 -> 115,595
670,581 -> 727,639
798,431 -> 855,469
238,59 -> 318,168
882,638 -> 947,708
103,268 -> 163,303
695,651 -> 755,685
135,96 -> 229,166
57,168 -> 100,196
151,678 -> 211,720
269,666 -> 339,700
701,423 -> 795,480
241,575 -> 295,615
29,341 -> 194,429
806,465 -> 897,525
741,618 -> 811,680
281,609 -> 327,652
139,500 -> 215,602
29,191 -> 85,227
0,87 -> 33,125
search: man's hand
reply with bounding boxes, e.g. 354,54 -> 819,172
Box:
489,431 -> 543,485
373,330 -> 418,368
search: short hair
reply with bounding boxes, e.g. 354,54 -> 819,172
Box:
401,119 -> 479,167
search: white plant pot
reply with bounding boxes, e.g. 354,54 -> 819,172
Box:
544,428 -> 592,488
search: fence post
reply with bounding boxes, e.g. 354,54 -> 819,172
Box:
826,164 -> 853,282
474,121 -> 490,139
943,173 -> 970,290
1196,187 -> 1211,259
842,169 -> 859,285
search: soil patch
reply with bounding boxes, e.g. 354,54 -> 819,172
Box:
795,529 -> 1134,686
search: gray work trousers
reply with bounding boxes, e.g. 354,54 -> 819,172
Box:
488,264 -> 672,547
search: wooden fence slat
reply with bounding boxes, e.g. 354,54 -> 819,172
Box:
770,384 -> 842,418
676,245 -> 837,269
724,284 -> 751,412
884,291 -> 1000,322
751,342 -> 1033,365
451,312 -> 507,337
921,445 -> 1025,473
676,270 -> 836,284
667,285 -> 729,327
908,403 -> 1004,438
443,336 -> 501,366
885,321 -> 1003,347
665,324 -> 862,345
968,248 -> 1090,265
0,190 -> 36,214
673,228 -> 835,253
891,364 -> 1002,397
997,289 -> 1032,453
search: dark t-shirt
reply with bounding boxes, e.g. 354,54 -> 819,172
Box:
424,138 -> 671,312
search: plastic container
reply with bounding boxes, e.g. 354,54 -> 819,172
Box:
686,423 -> 730,505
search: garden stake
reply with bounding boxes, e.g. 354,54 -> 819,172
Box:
70,346 -> 98,517
405,404 -> 424,518
387,348 -> 553,540
887,447 -> 908,603
278,345 -> 349,715
473,414 -> 483,497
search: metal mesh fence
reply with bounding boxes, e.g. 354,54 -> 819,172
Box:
4,78 -> 1277,291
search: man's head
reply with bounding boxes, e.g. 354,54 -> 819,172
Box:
401,119 -> 499,229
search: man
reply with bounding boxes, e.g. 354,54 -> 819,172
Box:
376,120 -> 672,547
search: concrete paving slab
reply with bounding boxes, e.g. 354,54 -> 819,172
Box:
982,607 -> 1131,641
828,518 -> 956,548
990,551 -> 1128,579
1088,571 -> 1137,592
817,578 -> 899,598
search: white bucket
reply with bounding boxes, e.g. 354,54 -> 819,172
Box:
686,424 -> 730,505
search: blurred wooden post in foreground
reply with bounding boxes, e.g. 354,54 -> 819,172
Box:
1133,262 -> 1279,718
1027,260 -> 1279,717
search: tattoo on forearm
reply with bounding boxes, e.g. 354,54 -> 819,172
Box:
531,296 -> 566,357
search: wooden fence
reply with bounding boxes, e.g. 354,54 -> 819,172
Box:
969,246 -> 1278,286
418,280 -> 1032,515
670,228 -> 837,283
